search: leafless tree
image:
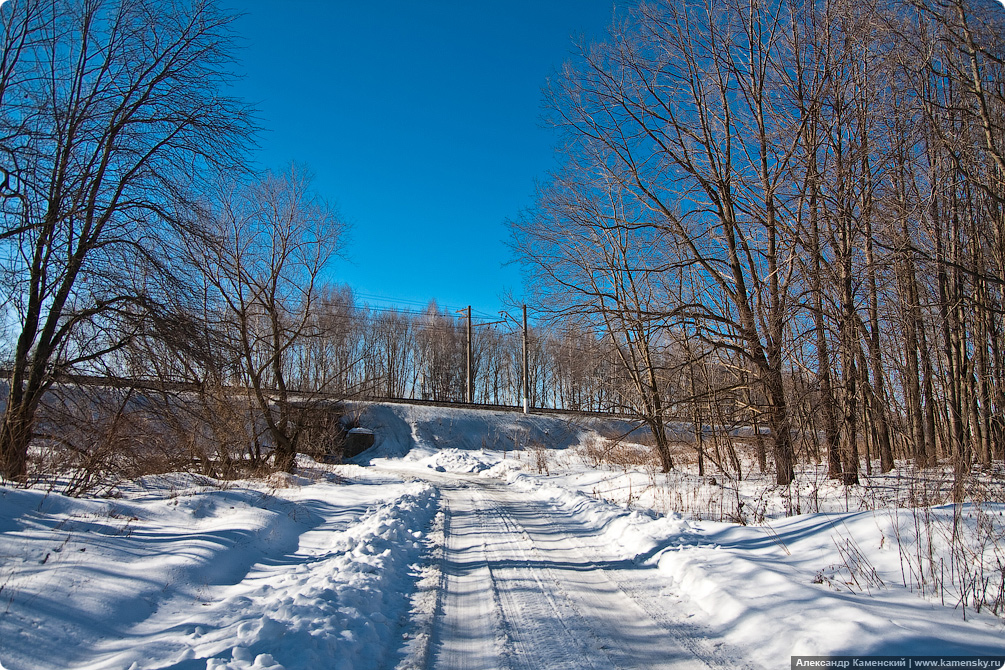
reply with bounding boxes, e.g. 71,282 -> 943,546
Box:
300,285 -> 365,396
513,0 -> 1005,490
0,0 -> 250,480
189,166 -> 346,473
413,301 -> 465,402
516,0 -> 807,482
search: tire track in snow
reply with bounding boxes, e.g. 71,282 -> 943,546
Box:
474,486 -> 610,670
431,481 -> 513,670
428,475 -> 734,670
489,483 -> 746,670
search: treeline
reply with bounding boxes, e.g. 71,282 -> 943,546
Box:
510,0 -> 1005,492
5,0 -> 1004,492
120,293 -> 617,410
121,287 -> 767,476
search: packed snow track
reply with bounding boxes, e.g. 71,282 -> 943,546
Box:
423,473 -> 734,670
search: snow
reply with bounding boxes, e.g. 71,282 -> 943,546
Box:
1,401 -> 1003,669
495,463 -> 1005,666
352,402 -> 600,462
648,507 -> 1004,662
0,463 -> 439,670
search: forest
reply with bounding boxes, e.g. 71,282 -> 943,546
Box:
1,0 -> 1004,499
510,0 -> 1005,494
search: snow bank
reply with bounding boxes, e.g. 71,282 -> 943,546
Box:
418,448 -> 499,473
503,468 -> 697,562
0,469 -> 441,670
500,469 -> 1005,666
198,483 -> 439,670
653,511 -> 1005,664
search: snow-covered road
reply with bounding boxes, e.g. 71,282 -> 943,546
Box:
426,474 -> 737,670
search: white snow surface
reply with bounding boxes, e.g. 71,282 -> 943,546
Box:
1,464 -> 439,670
502,472 -> 1005,665
1,401 -> 1003,669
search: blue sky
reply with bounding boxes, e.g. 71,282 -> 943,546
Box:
231,2 -> 617,319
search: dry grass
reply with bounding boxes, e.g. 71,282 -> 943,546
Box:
571,432 -> 1005,619
16,384 -> 352,496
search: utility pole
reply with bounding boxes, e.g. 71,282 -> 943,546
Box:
457,306 -> 475,404
522,304 -> 529,414
466,305 -> 473,404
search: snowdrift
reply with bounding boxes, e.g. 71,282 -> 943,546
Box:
0,468 -> 438,670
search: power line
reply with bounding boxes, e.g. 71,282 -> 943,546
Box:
349,292 -> 502,320
315,297 -> 526,329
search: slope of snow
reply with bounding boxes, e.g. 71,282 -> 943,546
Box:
353,402 -> 607,462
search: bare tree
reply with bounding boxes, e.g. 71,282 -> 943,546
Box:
514,0 -> 1005,489
517,0 -> 807,483
369,308 -> 414,399
190,166 -> 346,473
302,285 -> 365,396
0,0 -> 250,480
414,301 -> 465,402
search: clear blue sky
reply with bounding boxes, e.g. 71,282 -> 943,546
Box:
231,2 -> 617,320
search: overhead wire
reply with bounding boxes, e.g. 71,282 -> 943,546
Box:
317,293 -> 520,326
